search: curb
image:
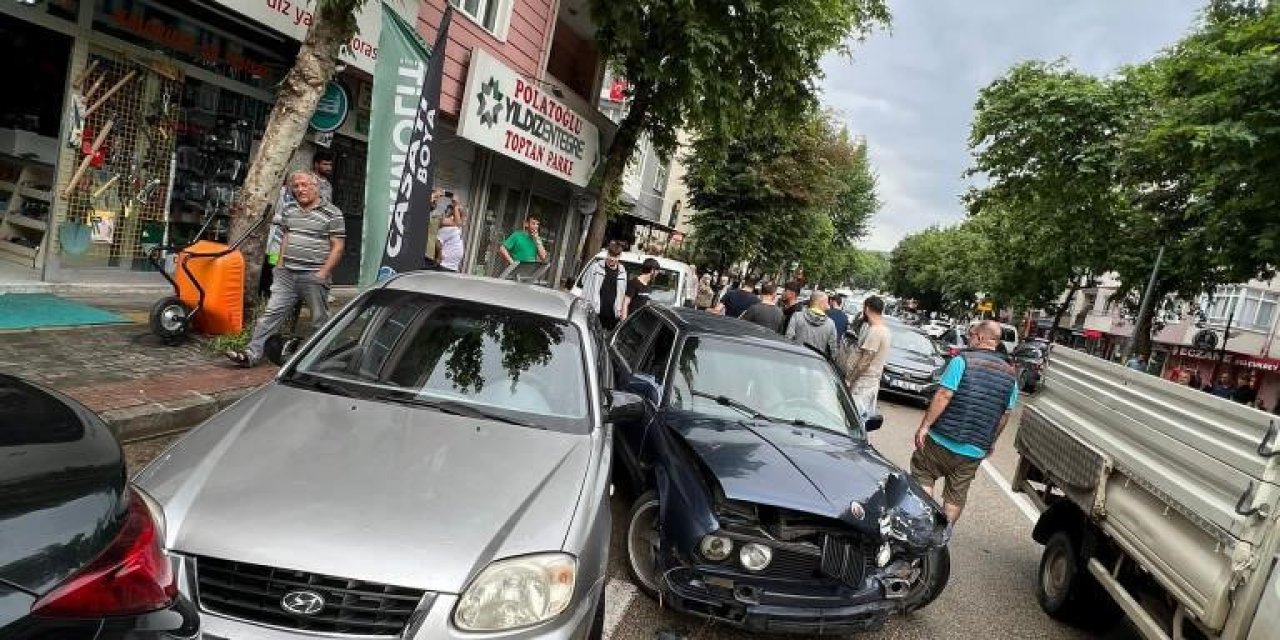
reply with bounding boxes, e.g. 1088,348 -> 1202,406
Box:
105,385 -> 259,443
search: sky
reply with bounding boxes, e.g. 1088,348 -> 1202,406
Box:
821,0 -> 1205,252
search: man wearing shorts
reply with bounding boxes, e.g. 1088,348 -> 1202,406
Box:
911,320 -> 1018,527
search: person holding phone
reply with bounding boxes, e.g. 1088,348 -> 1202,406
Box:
432,190 -> 466,272
498,215 -> 547,265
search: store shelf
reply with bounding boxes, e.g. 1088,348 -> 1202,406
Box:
0,182 -> 50,201
6,214 -> 47,232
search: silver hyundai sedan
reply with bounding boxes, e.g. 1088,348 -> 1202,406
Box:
135,273 -> 639,640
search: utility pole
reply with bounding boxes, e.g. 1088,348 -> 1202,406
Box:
1210,309 -> 1235,384
1124,243 -> 1166,360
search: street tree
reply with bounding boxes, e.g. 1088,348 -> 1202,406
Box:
886,223 -> 992,317
1113,3 -> 1280,356
685,109 -> 880,281
965,60 -> 1136,333
583,0 -> 889,267
227,0 -> 368,300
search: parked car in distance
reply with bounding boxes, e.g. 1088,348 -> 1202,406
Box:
880,328 -> 946,405
936,327 -> 969,358
135,273 -> 626,640
0,374 -> 199,640
609,306 -> 951,634
571,250 -> 699,308
922,320 -> 951,339
1010,343 -> 1047,392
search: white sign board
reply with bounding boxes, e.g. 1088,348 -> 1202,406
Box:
456,48 -> 601,188
210,0 -> 414,74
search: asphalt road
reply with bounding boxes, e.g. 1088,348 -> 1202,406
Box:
599,396 -> 1133,640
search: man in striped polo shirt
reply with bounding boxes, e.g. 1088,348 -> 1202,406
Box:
228,171 -> 345,367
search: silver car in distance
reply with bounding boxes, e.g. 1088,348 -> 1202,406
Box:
135,273 -> 640,640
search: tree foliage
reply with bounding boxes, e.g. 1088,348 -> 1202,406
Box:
581,0 -> 890,265
885,223 -> 992,316
684,109 -> 880,283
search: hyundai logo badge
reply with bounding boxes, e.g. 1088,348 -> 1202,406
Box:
280,589 -> 326,616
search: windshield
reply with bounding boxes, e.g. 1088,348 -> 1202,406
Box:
578,258 -> 681,305
667,336 -> 862,437
894,330 -> 938,355
288,289 -> 590,432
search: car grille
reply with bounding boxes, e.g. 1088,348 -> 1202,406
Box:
757,546 -> 821,580
195,556 -> 427,636
820,536 -> 871,587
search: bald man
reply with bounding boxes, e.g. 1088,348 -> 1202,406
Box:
910,320 -> 1019,526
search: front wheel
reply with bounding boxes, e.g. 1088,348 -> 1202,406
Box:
149,296 -> 190,342
625,491 -> 662,601
902,546 -> 950,613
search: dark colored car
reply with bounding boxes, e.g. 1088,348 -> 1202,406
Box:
608,306 -> 950,634
1011,343 -> 1048,392
0,375 -> 199,640
879,328 -> 945,405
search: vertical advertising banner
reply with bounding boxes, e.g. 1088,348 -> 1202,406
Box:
360,4 -> 452,287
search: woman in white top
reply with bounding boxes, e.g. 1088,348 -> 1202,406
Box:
435,201 -> 466,271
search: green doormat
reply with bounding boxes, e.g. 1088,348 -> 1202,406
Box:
0,293 -> 129,330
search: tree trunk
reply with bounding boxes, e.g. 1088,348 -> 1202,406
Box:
579,95 -> 650,270
1131,284 -> 1166,359
1050,279 -> 1081,342
229,4 -> 354,303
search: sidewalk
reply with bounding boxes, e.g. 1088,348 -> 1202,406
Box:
0,288 -> 357,442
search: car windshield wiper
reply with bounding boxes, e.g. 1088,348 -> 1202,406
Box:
373,393 -> 534,428
691,390 -> 851,436
691,390 -> 773,421
282,375 -> 356,397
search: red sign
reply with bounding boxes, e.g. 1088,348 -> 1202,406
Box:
1172,346 -> 1280,372
1082,329 -> 1103,339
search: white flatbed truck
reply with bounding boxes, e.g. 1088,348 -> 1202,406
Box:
1012,346 -> 1280,639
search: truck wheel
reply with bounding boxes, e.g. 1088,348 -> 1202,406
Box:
903,546 -> 951,613
1038,531 -> 1121,629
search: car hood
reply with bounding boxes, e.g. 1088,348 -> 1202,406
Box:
887,348 -> 942,373
134,384 -> 592,593
665,410 -> 942,541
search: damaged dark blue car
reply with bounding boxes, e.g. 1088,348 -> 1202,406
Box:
608,306 -> 950,634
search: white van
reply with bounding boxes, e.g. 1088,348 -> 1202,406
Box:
570,251 -> 699,308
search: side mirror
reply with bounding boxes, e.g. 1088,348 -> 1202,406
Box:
607,390 -> 645,424
864,414 -> 884,432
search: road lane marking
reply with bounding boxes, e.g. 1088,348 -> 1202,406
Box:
604,577 -> 638,639
980,460 -> 1041,524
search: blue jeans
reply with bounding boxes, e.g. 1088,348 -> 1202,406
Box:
245,268 -> 331,362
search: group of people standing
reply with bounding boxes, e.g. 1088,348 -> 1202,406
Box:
579,241 -> 661,330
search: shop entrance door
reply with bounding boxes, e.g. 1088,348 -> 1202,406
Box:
328,135 -> 366,285
477,183 -> 526,276
527,195 -> 568,286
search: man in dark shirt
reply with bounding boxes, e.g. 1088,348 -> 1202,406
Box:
624,258 -> 660,318
715,277 -> 760,318
740,284 -> 785,333
780,281 -> 804,333
827,293 -> 850,341
1233,372 -> 1258,405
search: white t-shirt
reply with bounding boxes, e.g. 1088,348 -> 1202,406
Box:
438,226 -> 464,271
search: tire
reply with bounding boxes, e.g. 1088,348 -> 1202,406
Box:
150,296 -> 190,341
1019,370 -> 1032,392
625,491 -> 662,601
903,545 -> 950,613
1037,531 -> 1121,629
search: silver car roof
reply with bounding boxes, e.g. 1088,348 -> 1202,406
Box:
381,271 -> 579,320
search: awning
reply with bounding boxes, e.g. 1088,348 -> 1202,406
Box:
1082,329 -> 1104,339
621,212 -> 678,234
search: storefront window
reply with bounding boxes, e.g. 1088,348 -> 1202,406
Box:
93,0 -> 295,90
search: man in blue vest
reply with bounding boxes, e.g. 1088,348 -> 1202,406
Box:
911,320 -> 1019,526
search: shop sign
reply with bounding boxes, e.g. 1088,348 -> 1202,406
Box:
310,82 -> 349,132
456,48 -> 601,188
209,0 -> 413,74
1172,346 -> 1280,372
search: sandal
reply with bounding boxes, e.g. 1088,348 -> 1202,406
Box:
225,350 -> 254,368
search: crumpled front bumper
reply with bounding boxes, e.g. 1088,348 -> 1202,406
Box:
659,565 -> 897,634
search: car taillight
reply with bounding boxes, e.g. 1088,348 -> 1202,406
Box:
31,488 -> 176,618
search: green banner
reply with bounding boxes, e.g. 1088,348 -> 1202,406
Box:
359,3 -> 434,288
